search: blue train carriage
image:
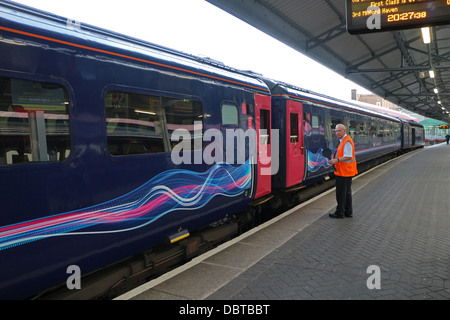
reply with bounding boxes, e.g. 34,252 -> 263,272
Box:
0,2 -> 271,299
400,119 -> 425,150
262,79 -> 403,191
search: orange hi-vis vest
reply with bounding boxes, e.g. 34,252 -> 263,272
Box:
334,135 -> 358,177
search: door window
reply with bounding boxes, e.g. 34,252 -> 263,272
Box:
290,113 -> 299,143
259,109 -> 270,145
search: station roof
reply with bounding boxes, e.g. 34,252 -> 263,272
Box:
206,0 -> 450,122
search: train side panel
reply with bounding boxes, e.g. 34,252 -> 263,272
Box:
0,7 -> 268,299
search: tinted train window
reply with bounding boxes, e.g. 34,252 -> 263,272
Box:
358,122 -> 367,139
312,115 -> 319,128
347,120 -> 357,139
164,98 -> 203,151
260,109 -> 270,145
222,104 -> 238,126
331,118 -> 341,141
369,123 -> 377,138
386,125 -> 393,139
0,77 -> 71,166
106,91 -> 166,155
105,91 -> 203,156
290,113 -> 299,143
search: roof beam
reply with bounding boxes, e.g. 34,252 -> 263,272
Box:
307,25 -> 346,52
387,93 -> 450,96
347,65 -> 450,73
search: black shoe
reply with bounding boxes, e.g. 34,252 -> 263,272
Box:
344,214 -> 353,218
329,213 -> 343,219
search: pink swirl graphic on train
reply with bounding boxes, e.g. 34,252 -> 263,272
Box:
307,148 -> 332,172
0,161 -> 251,251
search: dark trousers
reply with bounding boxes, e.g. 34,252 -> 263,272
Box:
335,175 -> 353,216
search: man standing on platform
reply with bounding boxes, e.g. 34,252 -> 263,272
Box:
328,124 -> 358,218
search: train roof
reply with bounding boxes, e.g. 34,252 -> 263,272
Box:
352,100 -> 420,121
261,78 -> 406,123
0,1 -> 269,94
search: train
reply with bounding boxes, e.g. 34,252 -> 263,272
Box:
0,2 -> 424,299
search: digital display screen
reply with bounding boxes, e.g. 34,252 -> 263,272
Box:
346,0 -> 450,34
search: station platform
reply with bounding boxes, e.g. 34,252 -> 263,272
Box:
116,143 -> 450,300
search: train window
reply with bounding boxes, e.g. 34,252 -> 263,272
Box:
378,126 -> 384,138
290,113 -> 299,143
0,77 -> 71,166
164,98 -> 203,151
347,120 -> 357,139
312,115 -> 319,128
358,122 -> 367,139
106,91 -> 167,155
105,91 -> 203,156
331,118 -> 341,139
259,109 -> 270,145
222,103 -> 238,126
324,114 -> 332,143
386,125 -> 393,139
369,123 -> 377,138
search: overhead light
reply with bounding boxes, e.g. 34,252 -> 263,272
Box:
421,27 -> 432,44
429,70 -> 435,78
434,88 -> 439,94
438,101 -> 442,104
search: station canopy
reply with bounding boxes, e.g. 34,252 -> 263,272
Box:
206,0 -> 450,122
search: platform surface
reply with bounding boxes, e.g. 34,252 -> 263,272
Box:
117,144 -> 450,300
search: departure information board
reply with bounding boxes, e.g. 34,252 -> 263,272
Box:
346,0 -> 450,34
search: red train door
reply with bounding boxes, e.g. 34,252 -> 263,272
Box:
254,94 -> 272,199
286,100 -> 304,188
